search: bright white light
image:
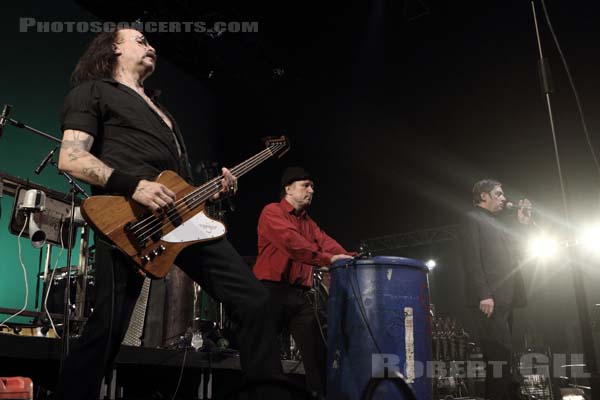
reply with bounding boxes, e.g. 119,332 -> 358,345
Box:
425,259 -> 437,270
561,395 -> 586,400
580,225 -> 600,254
528,235 -> 558,259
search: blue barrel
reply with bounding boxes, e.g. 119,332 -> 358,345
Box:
327,256 -> 432,400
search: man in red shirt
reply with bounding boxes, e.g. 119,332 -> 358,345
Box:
253,166 -> 353,395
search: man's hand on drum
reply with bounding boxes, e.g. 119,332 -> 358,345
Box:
330,254 -> 354,264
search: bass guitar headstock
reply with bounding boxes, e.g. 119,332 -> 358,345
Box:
263,135 -> 290,159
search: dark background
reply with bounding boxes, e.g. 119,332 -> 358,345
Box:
2,0 -> 600,355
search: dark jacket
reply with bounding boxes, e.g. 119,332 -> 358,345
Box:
460,206 -> 527,308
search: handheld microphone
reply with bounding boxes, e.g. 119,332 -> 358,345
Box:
35,146 -> 59,175
506,201 -> 532,211
0,104 -> 13,138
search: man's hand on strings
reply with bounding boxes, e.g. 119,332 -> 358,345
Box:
211,167 -> 238,202
133,180 -> 176,211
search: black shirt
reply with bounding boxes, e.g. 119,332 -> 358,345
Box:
460,206 -> 527,308
60,78 -> 192,194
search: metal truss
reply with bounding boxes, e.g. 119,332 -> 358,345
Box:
361,224 -> 459,253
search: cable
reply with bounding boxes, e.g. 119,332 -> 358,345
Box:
0,215 -> 30,328
345,259 -> 383,355
43,219 -> 65,338
539,0 -> 600,179
171,346 -> 188,400
313,274 -> 327,347
531,3 -> 600,395
362,376 -> 417,400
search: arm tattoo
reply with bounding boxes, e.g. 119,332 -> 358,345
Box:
81,158 -> 112,185
61,131 -> 94,162
61,131 -> 94,151
60,130 -> 113,186
82,167 -> 102,183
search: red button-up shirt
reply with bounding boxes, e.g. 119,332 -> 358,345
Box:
253,198 -> 351,287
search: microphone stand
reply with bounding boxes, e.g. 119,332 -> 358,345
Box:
5,116 -> 62,144
54,163 -> 88,371
4,109 -> 89,373
528,1 -> 599,397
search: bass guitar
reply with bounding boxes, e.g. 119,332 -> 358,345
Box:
80,136 -> 289,278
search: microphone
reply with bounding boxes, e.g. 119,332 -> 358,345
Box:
505,201 -> 532,211
0,104 -> 12,138
35,145 -> 59,175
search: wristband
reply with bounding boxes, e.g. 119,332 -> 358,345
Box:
105,170 -> 140,197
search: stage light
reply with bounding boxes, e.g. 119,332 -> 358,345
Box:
425,259 -> 436,270
579,225 -> 600,254
559,386 -> 589,400
528,235 -> 558,259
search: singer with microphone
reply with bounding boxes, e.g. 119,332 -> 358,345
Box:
460,179 -> 532,400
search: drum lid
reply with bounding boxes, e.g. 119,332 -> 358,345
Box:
330,255 -> 428,272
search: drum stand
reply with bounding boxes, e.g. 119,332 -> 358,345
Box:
36,230 -> 92,336
191,283 -> 230,351
35,142 -> 89,373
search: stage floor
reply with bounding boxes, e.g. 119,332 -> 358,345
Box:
0,332 -> 306,399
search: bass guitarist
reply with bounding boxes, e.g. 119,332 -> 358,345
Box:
56,28 -> 287,400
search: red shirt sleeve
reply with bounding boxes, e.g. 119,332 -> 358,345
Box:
258,205 -> 333,267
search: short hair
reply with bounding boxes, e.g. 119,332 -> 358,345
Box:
70,29 -> 123,86
472,179 -> 502,205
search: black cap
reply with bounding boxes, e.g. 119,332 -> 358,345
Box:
280,166 -> 311,188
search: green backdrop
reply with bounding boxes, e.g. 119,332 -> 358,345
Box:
0,1 -> 218,325
0,3 -> 98,324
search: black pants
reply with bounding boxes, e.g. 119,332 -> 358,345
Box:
56,238 -> 284,400
262,280 -> 327,395
470,306 -> 516,400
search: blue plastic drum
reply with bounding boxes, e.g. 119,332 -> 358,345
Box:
327,256 -> 432,400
